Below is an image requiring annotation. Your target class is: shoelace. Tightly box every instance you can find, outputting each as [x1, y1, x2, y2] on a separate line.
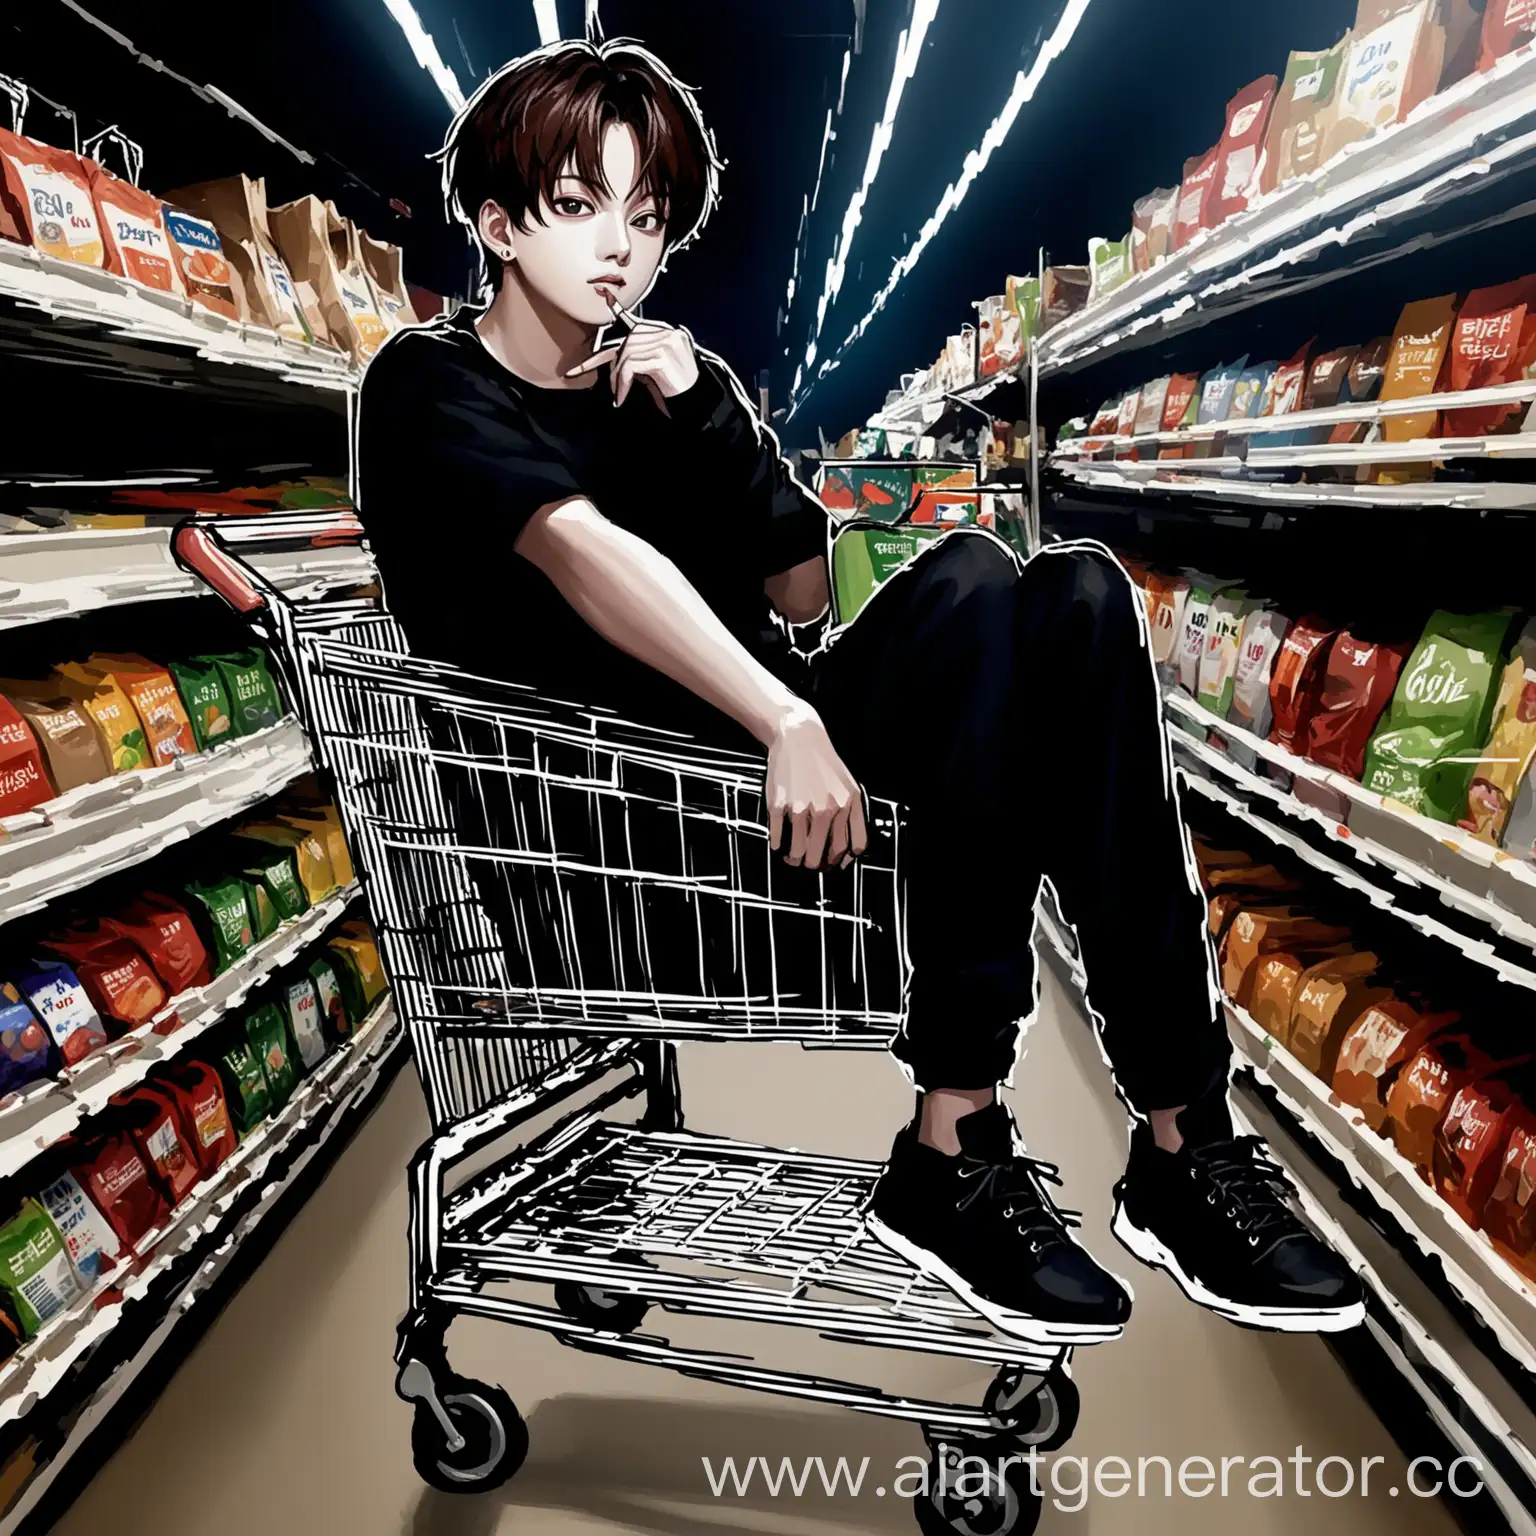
[1189, 1136, 1303, 1252]
[954, 1152, 1082, 1254]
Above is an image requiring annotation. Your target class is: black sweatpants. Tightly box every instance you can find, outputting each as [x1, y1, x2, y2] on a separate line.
[807, 529, 1230, 1113]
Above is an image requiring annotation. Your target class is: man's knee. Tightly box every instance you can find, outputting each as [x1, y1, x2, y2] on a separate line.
[920, 530, 1021, 605]
[1037, 543, 1143, 641]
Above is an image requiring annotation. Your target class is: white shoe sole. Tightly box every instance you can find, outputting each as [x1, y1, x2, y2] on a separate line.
[865, 1214, 1127, 1346]
[1111, 1203, 1366, 1334]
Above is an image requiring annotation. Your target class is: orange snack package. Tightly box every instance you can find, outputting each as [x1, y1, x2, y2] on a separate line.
[0, 129, 105, 266]
[85, 164, 182, 292]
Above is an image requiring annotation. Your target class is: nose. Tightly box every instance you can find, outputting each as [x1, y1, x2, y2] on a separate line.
[596, 211, 631, 266]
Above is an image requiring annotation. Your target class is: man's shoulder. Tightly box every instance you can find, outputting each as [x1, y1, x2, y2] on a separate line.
[360, 313, 488, 407]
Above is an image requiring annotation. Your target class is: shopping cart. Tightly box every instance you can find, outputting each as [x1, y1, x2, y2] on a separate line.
[176, 519, 1083, 1536]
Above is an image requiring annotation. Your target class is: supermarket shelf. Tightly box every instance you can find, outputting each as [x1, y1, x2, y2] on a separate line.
[0, 1013, 400, 1536]
[868, 370, 1015, 431]
[1035, 48, 1536, 376]
[1231, 1076, 1536, 1534]
[1056, 380, 1536, 453]
[0, 520, 374, 631]
[1227, 995, 1536, 1380]
[1165, 693, 1536, 956]
[0, 242, 357, 393]
[1055, 431, 1536, 475]
[0, 717, 313, 929]
[0, 884, 362, 1182]
[1170, 734, 1536, 995]
[0, 994, 400, 1435]
[1053, 458, 1536, 511]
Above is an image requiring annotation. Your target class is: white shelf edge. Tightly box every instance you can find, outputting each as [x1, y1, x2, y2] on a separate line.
[0, 884, 363, 1181]
[1056, 431, 1536, 474]
[0, 996, 400, 1430]
[0, 244, 359, 394]
[0, 718, 315, 929]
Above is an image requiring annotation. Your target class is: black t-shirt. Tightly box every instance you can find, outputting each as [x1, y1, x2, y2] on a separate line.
[356, 306, 830, 745]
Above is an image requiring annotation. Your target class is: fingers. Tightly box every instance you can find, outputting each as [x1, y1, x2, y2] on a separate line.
[566, 345, 621, 377]
[768, 793, 787, 852]
[826, 804, 851, 868]
[787, 807, 810, 868]
[611, 342, 674, 408]
[803, 806, 834, 871]
[849, 792, 869, 858]
[603, 291, 640, 328]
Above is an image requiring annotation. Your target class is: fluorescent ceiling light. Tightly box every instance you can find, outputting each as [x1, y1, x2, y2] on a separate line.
[790, 0, 1093, 416]
[382, 0, 466, 112]
[534, 0, 562, 44]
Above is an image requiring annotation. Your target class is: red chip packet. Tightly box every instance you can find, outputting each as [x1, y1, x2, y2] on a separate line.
[72, 1134, 172, 1250]
[106, 895, 212, 996]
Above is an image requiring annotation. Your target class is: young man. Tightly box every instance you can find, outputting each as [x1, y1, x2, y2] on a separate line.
[357, 39, 1362, 1342]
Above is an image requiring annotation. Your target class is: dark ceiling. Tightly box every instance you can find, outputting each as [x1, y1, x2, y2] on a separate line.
[4, 0, 1364, 448]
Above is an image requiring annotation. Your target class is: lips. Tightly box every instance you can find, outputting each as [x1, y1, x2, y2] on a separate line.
[589, 276, 625, 291]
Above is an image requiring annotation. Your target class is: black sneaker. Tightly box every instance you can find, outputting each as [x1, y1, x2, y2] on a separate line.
[1111, 1124, 1365, 1332]
[865, 1103, 1131, 1345]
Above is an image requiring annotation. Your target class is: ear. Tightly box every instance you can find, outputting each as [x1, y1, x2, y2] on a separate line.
[477, 200, 516, 266]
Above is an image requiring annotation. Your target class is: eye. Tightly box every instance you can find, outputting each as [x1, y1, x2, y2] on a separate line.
[553, 197, 591, 217]
[631, 210, 663, 233]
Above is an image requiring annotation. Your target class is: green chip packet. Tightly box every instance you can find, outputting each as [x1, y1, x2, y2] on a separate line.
[184, 876, 255, 973]
[212, 650, 284, 736]
[0, 1198, 80, 1336]
[236, 842, 308, 923]
[241, 876, 280, 943]
[218, 1036, 271, 1135]
[167, 658, 233, 751]
[244, 1003, 297, 1109]
[308, 956, 352, 1044]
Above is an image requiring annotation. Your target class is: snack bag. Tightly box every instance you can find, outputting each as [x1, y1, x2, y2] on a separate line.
[160, 174, 314, 343]
[1145, 574, 1191, 686]
[1172, 145, 1220, 252]
[51, 665, 150, 773]
[1262, 41, 1349, 194]
[42, 927, 167, 1034]
[1228, 363, 1275, 422]
[281, 807, 355, 888]
[1177, 578, 1222, 699]
[1268, 617, 1341, 758]
[1327, 337, 1394, 445]
[356, 226, 419, 332]
[1376, 295, 1460, 464]
[1209, 76, 1278, 224]
[1256, 341, 1314, 449]
[1220, 907, 1353, 1009]
[7, 696, 110, 795]
[1199, 589, 1253, 718]
[309, 955, 352, 1043]
[0, 983, 52, 1098]
[1040, 267, 1090, 331]
[85, 165, 181, 292]
[329, 925, 386, 1021]
[1483, 1104, 1536, 1267]
[1436, 1073, 1526, 1229]
[239, 843, 308, 923]
[1479, 0, 1536, 67]
[1158, 374, 1201, 459]
[213, 650, 284, 736]
[183, 876, 255, 974]
[167, 658, 234, 752]
[79, 655, 194, 766]
[0, 699, 52, 816]
[1227, 608, 1291, 767]
[161, 206, 239, 319]
[106, 894, 212, 995]
[1088, 237, 1132, 304]
[115, 1084, 200, 1206]
[1304, 632, 1413, 780]
[236, 824, 336, 904]
[245, 1003, 298, 1109]
[1334, 998, 1461, 1133]
[1287, 953, 1389, 1081]
[1006, 275, 1040, 345]
[1135, 378, 1173, 438]
[1250, 953, 1308, 1046]
[281, 975, 328, 1072]
[1329, 1, 1447, 161]
[1364, 609, 1519, 821]
[1463, 622, 1536, 844]
[217, 1037, 272, 1136]
[38, 1172, 120, 1284]
[164, 1061, 236, 1178]
[269, 196, 389, 365]
[1130, 187, 1178, 271]
[0, 1200, 79, 1335]
[0, 129, 104, 266]
[1442, 278, 1536, 436]
[17, 961, 109, 1067]
[1387, 1033, 1525, 1174]
[71, 1134, 171, 1249]
[241, 875, 281, 944]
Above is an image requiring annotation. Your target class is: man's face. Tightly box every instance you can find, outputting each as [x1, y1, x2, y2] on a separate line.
[504, 121, 667, 326]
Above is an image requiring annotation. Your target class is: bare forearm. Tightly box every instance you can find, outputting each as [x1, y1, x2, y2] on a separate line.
[522, 503, 802, 745]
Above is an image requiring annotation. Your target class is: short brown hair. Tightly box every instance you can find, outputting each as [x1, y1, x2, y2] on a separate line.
[438, 39, 722, 291]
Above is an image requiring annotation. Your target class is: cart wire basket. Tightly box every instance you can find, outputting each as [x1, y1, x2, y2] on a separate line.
[175, 519, 1079, 1536]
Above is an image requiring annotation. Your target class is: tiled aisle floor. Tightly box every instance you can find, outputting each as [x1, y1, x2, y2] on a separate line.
[53, 962, 1456, 1535]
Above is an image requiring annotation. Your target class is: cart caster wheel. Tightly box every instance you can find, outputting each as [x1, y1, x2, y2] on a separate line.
[984, 1364, 1079, 1450]
[915, 1447, 1040, 1536]
[410, 1377, 527, 1494]
[555, 1279, 650, 1332]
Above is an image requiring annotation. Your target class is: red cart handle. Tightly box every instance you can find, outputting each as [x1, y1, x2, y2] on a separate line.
[173, 523, 269, 615]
